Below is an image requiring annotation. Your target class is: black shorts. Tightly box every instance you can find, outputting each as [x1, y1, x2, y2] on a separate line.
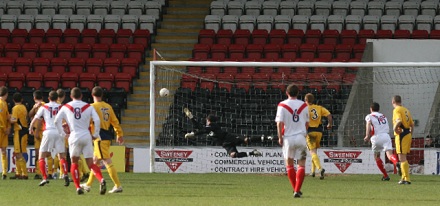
[223, 143, 238, 155]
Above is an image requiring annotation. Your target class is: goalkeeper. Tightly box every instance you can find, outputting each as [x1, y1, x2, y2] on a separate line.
[184, 108, 262, 158]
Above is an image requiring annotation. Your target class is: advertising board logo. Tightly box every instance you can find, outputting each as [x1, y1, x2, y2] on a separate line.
[155, 150, 193, 172]
[323, 151, 362, 173]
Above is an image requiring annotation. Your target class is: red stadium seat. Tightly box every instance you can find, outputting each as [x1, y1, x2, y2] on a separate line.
[287, 29, 304, 45]
[263, 44, 281, 60]
[228, 44, 245, 61]
[97, 73, 114, 91]
[127, 44, 145, 63]
[281, 44, 298, 60]
[322, 30, 340, 45]
[376, 30, 393, 39]
[393, 30, 411, 39]
[233, 29, 251, 46]
[82, 29, 98, 45]
[313, 67, 328, 74]
[0, 29, 10, 45]
[11, 29, 28, 45]
[110, 44, 127, 59]
[241, 66, 256, 74]
[57, 43, 74, 60]
[46, 29, 63, 45]
[340, 30, 358, 46]
[15, 58, 32, 75]
[26, 72, 43, 89]
[4, 43, 21, 59]
[411, 30, 429, 39]
[0, 73, 6, 86]
[331, 67, 346, 74]
[199, 81, 215, 91]
[429, 30, 440, 39]
[61, 72, 79, 88]
[205, 66, 221, 74]
[299, 43, 317, 60]
[235, 73, 252, 82]
[121, 58, 138, 78]
[114, 73, 132, 93]
[43, 72, 60, 89]
[103, 58, 121, 75]
[50, 58, 68, 76]
[252, 73, 270, 82]
[21, 43, 38, 59]
[216, 29, 233, 46]
[187, 66, 202, 74]
[192, 44, 210, 60]
[74, 43, 91, 59]
[79, 73, 96, 91]
[198, 29, 216, 46]
[317, 44, 335, 60]
[294, 67, 310, 74]
[39, 43, 56, 59]
[8, 72, 25, 90]
[92, 43, 109, 60]
[33, 58, 50, 74]
[181, 81, 197, 91]
[358, 29, 375, 44]
[99, 29, 116, 45]
[68, 58, 85, 75]
[246, 44, 263, 60]
[304, 29, 321, 46]
[269, 29, 286, 45]
[252, 29, 268, 45]
[210, 44, 228, 60]
[86, 58, 103, 75]
[133, 29, 150, 49]
[223, 67, 239, 74]
[216, 73, 234, 91]
[236, 82, 251, 92]
[63, 29, 81, 45]
[28, 29, 45, 44]
[116, 29, 133, 45]
[0, 57, 15, 74]
[353, 44, 366, 59]
[335, 44, 353, 61]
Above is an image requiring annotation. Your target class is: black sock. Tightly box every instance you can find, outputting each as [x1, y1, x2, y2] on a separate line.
[236, 152, 248, 158]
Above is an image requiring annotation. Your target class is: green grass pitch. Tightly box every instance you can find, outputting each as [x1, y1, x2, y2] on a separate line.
[0, 173, 438, 206]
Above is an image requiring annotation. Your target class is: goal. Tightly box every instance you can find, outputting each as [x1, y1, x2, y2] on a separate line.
[148, 60, 440, 173]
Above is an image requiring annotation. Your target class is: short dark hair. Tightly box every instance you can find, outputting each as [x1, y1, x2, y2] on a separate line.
[393, 95, 402, 104]
[13, 92, 22, 103]
[56, 88, 65, 99]
[49, 91, 58, 101]
[371, 102, 380, 112]
[33, 90, 43, 100]
[0, 86, 7, 96]
[71, 87, 82, 99]
[92, 86, 104, 98]
[206, 114, 217, 123]
[286, 84, 299, 97]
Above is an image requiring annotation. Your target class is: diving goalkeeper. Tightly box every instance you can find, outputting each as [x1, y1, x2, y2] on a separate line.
[184, 108, 262, 158]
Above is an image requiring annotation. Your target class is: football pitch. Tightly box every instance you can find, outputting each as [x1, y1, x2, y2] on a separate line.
[0, 173, 437, 206]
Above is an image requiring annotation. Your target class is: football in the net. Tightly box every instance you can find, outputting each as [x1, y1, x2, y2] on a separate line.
[159, 88, 170, 97]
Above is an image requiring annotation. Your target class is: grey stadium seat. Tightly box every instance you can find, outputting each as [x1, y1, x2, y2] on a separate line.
[111, 1, 127, 16]
[145, 1, 161, 21]
[59, 1, 75, 16]
[403, 1, 420, 18]
[345, 15, 362, 33]
[327, 15, 344, 33]
[368, 1, 385, 17]
[257, 15, 274, 32]
[222, 15, 239, 32]
[297, 1, 314, 16]
[245, 1, 261, 17]
[398, 15, 416, 32]
[310, 15, 327, 32]
[363, 15, 380, 33]
[292, 15, 309, 33]
[93, 1, 110, 16]
[104, 15, 121, 32]
[35, 15, 52, 32]
[41, 1, 57, 16]
[333, 1, 350, 17]
[7, 1, 22, 16]
[128, 1, 144, 16]
[52, 15, 69, 32]
[274, 15, 291, 33]
[385, 1, 402, 17]
[86, 15, 104, 32]
[420, 1, 437, 17]
[262, 1, 280, 17]
[205, 15, 222, 33]
[279, 1, 296, 17]
[24, 1, 39, 16]
[76, 1, 93, 16]
[227, 1, 244, 16]
[239, 15, 256, 32]
[210, 1, 227, 17]
[380, 15, 398, 33]
[70, 15, 87, 32]
[350, 1, 367, 17]
[0, 15, 17, 32]
[434, 15, 440, 30]
[18, 15, 34, 32]
[315, 1, 332, 17]
[416, 15, 433, 32]
[122, 15, 139, 33]
[0, 2, 5, 15]
[139, 15, 156, 34]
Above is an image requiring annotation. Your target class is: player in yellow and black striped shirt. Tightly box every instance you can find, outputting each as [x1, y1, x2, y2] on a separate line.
[81, 86, 124, 194]
[0, 86, 10, 180]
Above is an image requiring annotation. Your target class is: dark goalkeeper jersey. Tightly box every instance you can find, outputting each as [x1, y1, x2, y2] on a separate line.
[191, 119, 235, 146]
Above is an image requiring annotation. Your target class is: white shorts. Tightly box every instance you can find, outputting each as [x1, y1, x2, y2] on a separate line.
[40, 129, 65, 155]
[282, 134, 308, 160]
[68, 133, 94, 159]
[371, 133, 393, 152]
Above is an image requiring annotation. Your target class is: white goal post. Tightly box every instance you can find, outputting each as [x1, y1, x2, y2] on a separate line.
[149, 60, 440, 173]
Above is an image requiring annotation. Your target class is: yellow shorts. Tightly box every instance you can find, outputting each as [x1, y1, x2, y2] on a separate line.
[94, 139, 111, 160]
[13, 131, 28, 153]
[307, 132, 322, 150]
[0, 132, 8, 148]
[395, 133, 412, 154]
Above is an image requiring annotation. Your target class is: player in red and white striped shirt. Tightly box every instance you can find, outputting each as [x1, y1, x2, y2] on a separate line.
[364, 102, 399, 181]
[54, 87, 106, 195]
[275, 84, 309, 198]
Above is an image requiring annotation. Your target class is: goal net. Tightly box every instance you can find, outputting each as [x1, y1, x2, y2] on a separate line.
[149, 59, 440, 174]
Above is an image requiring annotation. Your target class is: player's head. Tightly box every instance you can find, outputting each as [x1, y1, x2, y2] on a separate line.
[392, 95, 402, 106]
[286, 84, 299, 98]
[304, 93, 314, 104]
[48, 91, 58, 102]
[33, 90, 43, 101]
[92, 86, 104, 98]
[56, 88, 65, 103]
[12, 92, 22, 103]
[371, 102, 380, 112]
[71, 87, 82, 100]
[0, 86, 8, 98]
[206, 114, 217, 124]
